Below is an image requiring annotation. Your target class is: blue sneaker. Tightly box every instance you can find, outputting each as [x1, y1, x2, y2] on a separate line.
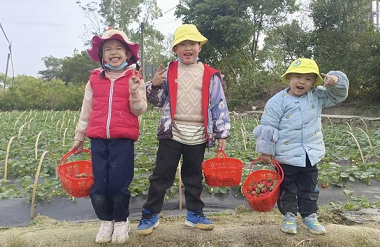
[302, 213, 326, 235]
[281, 212, 297, 234]
[136, 209, 159, 235]
[185, 209, 214, 230]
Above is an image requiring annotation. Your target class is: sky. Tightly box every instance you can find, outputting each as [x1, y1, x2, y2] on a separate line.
[0, 0, 181, 78]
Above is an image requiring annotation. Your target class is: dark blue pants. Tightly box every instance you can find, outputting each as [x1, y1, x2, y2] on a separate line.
[277, 155, 319, 218]
[90, 138, 134, 222]
[143, 139, 206, 213]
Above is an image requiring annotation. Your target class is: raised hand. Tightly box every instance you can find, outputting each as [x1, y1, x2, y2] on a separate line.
[129, 68, 142, 93]
[152, 64, 168, 86]
[321, 73, 338, 87]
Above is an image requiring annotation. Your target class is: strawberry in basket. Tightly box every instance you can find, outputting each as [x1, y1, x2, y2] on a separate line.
[245, 178, 279, 198]
[242, 157, 283, 212]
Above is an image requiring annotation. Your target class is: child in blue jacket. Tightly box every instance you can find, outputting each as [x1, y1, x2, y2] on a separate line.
[253, 58, 349, 235]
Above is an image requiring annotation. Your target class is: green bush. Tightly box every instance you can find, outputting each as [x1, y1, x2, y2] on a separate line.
[0, 76, 84, 111]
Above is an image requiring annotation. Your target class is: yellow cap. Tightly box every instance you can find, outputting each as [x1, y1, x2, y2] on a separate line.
[281, 58, 324, 86]
[171, 24, 208, 52]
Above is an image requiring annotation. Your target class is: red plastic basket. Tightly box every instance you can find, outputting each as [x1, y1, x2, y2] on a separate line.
[202, 150, 244, 187]
[242, 157, 284, 212]
[57, 149, 93, 198]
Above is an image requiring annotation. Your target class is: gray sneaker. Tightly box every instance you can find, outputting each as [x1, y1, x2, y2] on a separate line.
[281, 212, 297, 234]
[302, 213, 326, 234]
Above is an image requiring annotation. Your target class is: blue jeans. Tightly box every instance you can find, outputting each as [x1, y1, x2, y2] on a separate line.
[90, 138, 134, 222]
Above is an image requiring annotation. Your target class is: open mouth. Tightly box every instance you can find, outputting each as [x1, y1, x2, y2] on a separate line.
[296, 86, 304, 90]
[110, 57, 120, 62]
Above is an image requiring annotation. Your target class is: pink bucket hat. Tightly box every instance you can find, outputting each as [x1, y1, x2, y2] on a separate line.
[87, 28, 140, 66]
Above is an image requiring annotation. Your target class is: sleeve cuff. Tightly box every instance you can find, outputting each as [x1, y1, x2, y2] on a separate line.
[74, 132, 86, 142]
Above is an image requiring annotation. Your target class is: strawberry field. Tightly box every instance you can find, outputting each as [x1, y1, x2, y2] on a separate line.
[0, 110, 379, 205]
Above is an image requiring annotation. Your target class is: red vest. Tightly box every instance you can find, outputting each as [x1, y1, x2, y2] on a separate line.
[86, 69, 140, 141]
[167, 61, 219, 135]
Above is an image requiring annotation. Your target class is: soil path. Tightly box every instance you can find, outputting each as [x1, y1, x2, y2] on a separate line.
[1, 211, 380, 247]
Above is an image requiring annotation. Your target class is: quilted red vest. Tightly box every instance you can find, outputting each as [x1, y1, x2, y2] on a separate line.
[167, 60, 219, 134]
[86, 69, 140, 141]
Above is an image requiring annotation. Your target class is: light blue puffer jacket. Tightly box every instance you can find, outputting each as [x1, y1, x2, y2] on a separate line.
[253, 71, 349, 167]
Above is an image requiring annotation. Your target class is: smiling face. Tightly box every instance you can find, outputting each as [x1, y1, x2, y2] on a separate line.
[173, 40, 201, 64]
[287, 73, 317, 97]
[102, 39, 130, 70]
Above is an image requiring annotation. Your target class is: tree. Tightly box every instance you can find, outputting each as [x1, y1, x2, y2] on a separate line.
[261, 20, 314, 73]
[59, 50, 99, 84]
[310, 0, 380, 102]
[38, 56, 63, 81]
[174, 0, 298, 109]
[38, 50, 98, 85]
[175, 0, 297, 63]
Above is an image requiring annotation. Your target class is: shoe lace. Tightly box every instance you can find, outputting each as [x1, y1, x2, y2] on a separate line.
[141, 212, 154, 224]
[306, 214, 318, 223]
[100, 222, 113, 232]
[193, 210, 206, 218]
[284, 215, 295, 224]
[114, 222, 127, 234]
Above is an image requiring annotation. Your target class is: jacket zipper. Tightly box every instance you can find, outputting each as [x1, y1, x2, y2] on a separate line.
[106, 79, 115, 138]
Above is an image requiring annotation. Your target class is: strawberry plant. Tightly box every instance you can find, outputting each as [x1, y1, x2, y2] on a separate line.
[0, 110, 379, 204]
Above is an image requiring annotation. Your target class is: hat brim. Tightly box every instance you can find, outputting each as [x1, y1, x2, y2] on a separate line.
[171, 34, 208, 52]
[87, 34, 140, 66]
[281, 70, 324, 86]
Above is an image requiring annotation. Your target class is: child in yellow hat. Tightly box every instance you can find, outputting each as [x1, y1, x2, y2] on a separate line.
[253, 58, 349, 235]
[136, 24, 231, 235]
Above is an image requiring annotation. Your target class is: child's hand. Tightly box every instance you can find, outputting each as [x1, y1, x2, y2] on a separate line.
[152, 64, 167, 86]
[261, 154, 272, 165]
[129, 68, 142, 93]
[70, 140, 84, 153]
[218, 138, 227, 151]
[321, 73, 338, 87]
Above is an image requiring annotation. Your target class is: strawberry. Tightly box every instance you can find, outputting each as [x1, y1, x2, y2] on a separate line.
[246, 178, 280, 198]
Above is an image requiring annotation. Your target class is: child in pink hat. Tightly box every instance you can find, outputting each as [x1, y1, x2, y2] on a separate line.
[70, 28, 147, 244]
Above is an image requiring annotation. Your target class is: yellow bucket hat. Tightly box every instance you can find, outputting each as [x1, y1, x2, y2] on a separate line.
[171, 24, 208, 52]
[281, 58, 324, 86]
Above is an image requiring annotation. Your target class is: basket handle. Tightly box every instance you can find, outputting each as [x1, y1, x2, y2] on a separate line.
[59, 148, 91, 166]
[249, 157, 284, 184]
[214, 150, 228, 159]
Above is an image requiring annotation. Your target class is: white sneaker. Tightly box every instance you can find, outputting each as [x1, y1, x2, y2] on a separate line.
[112, 218, 130, 244]
[95, 220, 114, 243]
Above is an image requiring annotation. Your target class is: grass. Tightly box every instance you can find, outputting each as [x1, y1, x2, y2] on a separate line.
[0, 206, 379, 247]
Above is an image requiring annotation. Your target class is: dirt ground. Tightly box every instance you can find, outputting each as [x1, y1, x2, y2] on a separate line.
[1, 207, 380, 247]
